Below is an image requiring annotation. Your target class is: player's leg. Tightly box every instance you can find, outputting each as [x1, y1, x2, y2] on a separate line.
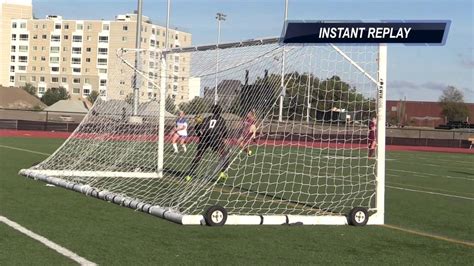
[186, 141, 208, 181]
[172, 133, 179, 153]
[214, 140, 231, 181]
[180, 136, 187, 152]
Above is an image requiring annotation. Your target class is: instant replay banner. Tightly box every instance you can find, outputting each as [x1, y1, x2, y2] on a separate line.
[282, 21, 450, 45]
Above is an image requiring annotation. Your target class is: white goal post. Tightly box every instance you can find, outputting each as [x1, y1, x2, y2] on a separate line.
[20, 37, 386, 226]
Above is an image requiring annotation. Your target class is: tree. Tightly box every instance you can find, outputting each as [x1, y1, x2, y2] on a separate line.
[178, 97, 212, 115]
[21, 83, 37, 97]
[41, 87, 70, 106]
[439, 86, 469, 122]
[166, 96, 176, 114]
[87, 90, 100, 104]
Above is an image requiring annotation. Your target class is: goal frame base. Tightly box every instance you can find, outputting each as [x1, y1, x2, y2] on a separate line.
[19, 168, 383, 226]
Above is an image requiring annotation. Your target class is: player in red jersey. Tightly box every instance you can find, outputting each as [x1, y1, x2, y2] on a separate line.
[238, 109, 257, 156]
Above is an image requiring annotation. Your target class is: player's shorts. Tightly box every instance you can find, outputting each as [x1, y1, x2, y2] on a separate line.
[368, 140, 375, 149]
[178, 134, 187, 139]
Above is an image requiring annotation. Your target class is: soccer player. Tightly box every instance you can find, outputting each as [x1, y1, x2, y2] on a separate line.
[368, 117, 377, 158]
[185, 104, 230, 182]
[238, 109, 257, 156]
[172, 111, 188, 153]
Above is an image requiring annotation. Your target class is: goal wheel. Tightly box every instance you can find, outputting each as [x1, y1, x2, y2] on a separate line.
[204, 205, 227, 226]
[348, 207, 369, 226]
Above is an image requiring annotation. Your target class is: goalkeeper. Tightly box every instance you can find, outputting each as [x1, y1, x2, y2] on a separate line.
[185, 104, 230, 182]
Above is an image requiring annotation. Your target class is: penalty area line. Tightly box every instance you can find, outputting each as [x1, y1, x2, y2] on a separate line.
[0, 144, 51, 156]
[387, 185, 474, 201]
[382, 224, 474, 248]
[0, 215, 96, 265]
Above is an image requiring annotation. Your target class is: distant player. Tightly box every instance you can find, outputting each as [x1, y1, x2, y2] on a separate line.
[238, 109, 257, 156]
[172, 111, 188, 153]
[368, 117, 377, 158]
[185, 104, 230, 182]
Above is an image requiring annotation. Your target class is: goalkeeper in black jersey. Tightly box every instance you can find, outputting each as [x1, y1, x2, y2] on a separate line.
[185, 104, 231, 182]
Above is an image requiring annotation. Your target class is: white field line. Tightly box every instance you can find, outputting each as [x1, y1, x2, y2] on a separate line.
[0, 144, 51, 156]
[388, 169, 473, 181]
[389, 154, 474, 166]
[387, 185, 474, 201]
[387, 157, 474, 171]
[386, 178, 474, 197]
[0, 215, 96, 266]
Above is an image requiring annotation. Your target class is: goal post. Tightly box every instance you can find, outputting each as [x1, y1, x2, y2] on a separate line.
[20, 37, 386, 226]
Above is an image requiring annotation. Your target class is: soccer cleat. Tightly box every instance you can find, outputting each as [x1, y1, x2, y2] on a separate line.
[185, 175, 193, 182]
[218, 172, 228, 182]
[247, 149, 253, 156]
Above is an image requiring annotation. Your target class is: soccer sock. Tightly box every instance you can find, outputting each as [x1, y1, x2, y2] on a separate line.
[173, 143, 178, 153]
[182, 144, 187, 152]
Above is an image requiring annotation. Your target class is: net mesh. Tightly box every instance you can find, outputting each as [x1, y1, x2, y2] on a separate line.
[26, 40, 380, 217]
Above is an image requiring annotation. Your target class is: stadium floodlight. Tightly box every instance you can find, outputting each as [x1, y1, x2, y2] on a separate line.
[214, 12, 227, 105]
[20, 37, 386, 227]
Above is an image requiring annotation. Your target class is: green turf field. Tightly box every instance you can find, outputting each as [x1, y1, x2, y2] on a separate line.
[0, 136, 473, 265]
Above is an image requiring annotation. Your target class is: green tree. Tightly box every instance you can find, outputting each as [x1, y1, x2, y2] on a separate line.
[40, 87, 70, 106]
[166, 96, 176, 114]
[178, 97, 212, 115]
[87, 90, 100, 104]
[439, 86, 469, 122]
[21, 83, 37, 97]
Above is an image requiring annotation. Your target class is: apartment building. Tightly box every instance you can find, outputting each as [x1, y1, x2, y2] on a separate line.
[5, 7, 192, 104]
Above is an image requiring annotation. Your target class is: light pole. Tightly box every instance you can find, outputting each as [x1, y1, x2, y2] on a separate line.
[215, 12, 226, 105]
[279, 0, 288, 122]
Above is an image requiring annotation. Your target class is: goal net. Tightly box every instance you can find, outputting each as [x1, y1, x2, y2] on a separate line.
[20, 38, 386, 225]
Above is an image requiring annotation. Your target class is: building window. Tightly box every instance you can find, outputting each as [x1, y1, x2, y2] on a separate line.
[10, 56, 15, 62]
[33, 34, 38, 39]
[72, 58, 81, 64]
[98, 36, 108, 43]
[50, 47, 60, 53]
[102, 24, 109, 30]
[86, 24, 92, 30]
[18, 65, 26, 71]
[51, 35, 60, 42]
[49, 56, 59, 64]
[64, 24, 69, 29]
[83, 88, 90, 95]
[62, 77, 67, 83]
[41, 56, 46, 61]
[55, 24, 61, 29]
[98, 48, 108, 55]
[12, 22, 17, 28]
[86, 47, 91, 52]
[100, 90, 106, 96]
[86, 35, 91, 41]
[42, 24, 46, 29]
[10, 66, 15, 72]
[72, 35, 82, 42]
[85, 68, 89, 73]
[122, 36, 127, 41]
[11, 34, 16, 41]
[100, 79, 107, 86]
[77, 24, 83, 30]
[84, 78, 90, 84]
[174, 66, 179, 72]
[73, 68, 81, 73]
[63, 47, 68, 52]
[73, 78, 80, 83]
[72, 47, 82, 54]
[42, 34, 47, 39]
[73, 88, 80, 94]
[31, 76, 36, 82]
[20, 23, 26, 28]
[52, 77, 59, 82]
[98, 69, 107, 74]
[32, 66, 36, 71]
[123, 25, 128, 31]
[38, 87, 45, 94]
[11, 46, 16, 52]
[173, 85, 178, 92]
[40, 76, 45, 82]
[19, 56, 27, 63]
[86, 58, 91, 62]
[51, 67, 59, 72]
[19, 45, 28, 52]
[10, 76, 14, 82]
[33, 46, 37, 51]
[19, 34, 28, 41]
[64, 35, 69, 40]
[97, 58, 107, 65]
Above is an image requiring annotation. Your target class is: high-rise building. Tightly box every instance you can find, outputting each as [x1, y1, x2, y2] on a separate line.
[3, 7, 192, 105]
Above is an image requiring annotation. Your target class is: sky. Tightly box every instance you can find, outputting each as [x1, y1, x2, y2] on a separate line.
[32, 0, 473, 102]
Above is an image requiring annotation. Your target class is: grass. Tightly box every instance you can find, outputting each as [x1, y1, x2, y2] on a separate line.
[0, 136, 473, 265]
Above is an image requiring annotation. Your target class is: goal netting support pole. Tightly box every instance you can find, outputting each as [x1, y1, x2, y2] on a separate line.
[19, 37, 386, 226]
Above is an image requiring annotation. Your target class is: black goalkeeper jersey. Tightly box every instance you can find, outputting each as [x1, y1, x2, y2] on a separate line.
[196, 114, 228, 141]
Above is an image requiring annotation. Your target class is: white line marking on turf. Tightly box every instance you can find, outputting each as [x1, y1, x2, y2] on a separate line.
[387, 185, 474, 201]
[388, 169, 473, 181]
[0, 215, 96, 265]
[0, 144, 50, 156]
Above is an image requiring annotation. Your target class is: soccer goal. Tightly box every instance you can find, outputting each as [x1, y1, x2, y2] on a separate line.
[20, 37, 386, 226]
